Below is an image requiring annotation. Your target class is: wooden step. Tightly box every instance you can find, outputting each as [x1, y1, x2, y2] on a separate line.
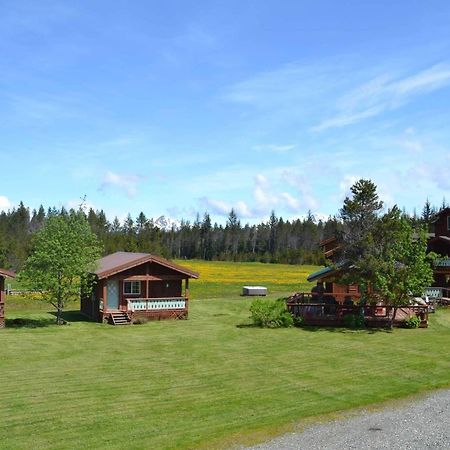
[109, 311, 131, 325]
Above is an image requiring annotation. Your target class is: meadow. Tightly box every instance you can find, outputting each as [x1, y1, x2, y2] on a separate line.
[1, 260, 450, 449]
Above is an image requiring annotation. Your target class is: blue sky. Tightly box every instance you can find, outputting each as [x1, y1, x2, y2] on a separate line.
[1, 0, 449, 224]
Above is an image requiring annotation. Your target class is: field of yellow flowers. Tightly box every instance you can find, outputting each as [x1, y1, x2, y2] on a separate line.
[176, 260, 320, 299]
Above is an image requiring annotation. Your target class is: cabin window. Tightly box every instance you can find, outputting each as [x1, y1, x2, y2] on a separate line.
[124, 281, 141, 295]
[447, 216, 450, 231]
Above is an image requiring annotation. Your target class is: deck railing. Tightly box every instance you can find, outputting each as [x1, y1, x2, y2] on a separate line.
[286, 293, 429, 327]
[127, 297, 187, 312]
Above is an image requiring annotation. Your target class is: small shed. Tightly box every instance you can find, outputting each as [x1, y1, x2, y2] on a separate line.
[242, 286, 267, 296]
[0, 268, 16, 329]
[80, 252, 199, 324]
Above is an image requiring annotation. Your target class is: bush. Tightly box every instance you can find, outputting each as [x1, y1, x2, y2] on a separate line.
[343, 313, 365, 329]
[404, 314, 421, 329]
[132, 316, 149, 325]
[249, 298, 293, 328]
[293, 315, 303, 327]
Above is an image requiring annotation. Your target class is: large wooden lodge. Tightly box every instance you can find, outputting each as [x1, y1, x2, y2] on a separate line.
[427, 207, 450, 299]
[81, 252, 199, 325]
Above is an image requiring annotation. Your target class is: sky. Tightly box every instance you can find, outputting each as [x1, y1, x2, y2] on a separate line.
[1, 0, 450, 224]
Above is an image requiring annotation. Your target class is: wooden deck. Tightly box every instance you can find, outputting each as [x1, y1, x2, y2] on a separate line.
[287, 293, 429, 328]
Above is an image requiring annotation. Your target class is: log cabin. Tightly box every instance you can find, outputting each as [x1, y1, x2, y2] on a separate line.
[80, 252, 199, 325]
[0, 268, 16, 328]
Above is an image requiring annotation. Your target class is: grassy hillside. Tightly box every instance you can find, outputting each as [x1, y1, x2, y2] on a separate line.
[1, 261, 450, 449]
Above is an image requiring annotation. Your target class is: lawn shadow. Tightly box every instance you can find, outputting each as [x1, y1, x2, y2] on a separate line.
[49, 310, 87, 323]
[299, 325, 393, 334]
[236, 323, 260, 329]
[5, 317, 56, 328]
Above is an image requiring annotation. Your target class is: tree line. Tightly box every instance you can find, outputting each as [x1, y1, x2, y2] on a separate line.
[0, 197, 446, 271]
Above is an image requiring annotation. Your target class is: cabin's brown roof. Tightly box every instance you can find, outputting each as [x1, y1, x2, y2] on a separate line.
[430, 207, 450, 223]
[428, 235, 450, 245]
[0, 268, 16, 278]
[94, 252, 199, 280]
[319, 236, 338, 247]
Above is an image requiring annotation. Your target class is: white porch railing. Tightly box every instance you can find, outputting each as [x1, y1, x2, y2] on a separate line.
[127, 297, 187, 312]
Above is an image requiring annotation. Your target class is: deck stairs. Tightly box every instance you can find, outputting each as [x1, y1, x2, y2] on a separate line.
[109, 311, 131, 325]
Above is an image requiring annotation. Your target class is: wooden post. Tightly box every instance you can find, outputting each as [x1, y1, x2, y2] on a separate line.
[103, 281, 108, 311]
[185, 278, 190, 300]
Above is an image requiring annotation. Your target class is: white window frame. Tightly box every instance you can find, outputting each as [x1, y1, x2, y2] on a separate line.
[124, 280, 141, 295]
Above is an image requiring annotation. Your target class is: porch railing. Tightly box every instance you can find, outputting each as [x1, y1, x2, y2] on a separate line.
[127, 297, 187, 312]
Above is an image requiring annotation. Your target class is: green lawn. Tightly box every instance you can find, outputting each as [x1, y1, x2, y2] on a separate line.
[1, 261, 450, 449]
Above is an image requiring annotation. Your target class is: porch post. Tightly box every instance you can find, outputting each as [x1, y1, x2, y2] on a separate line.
[103, 280, 108, 311]
[185, 278, 190, 300]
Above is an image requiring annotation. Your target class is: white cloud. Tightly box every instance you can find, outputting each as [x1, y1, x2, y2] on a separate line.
[280, 192, 301, 210]
[0, 195, 11, 211]
[100, 171, 143, 197]
[339, 175, 360, 200]
[199, 197, 231, 215]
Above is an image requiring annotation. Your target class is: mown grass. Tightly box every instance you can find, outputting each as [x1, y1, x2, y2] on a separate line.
[1, 261, 450, 449]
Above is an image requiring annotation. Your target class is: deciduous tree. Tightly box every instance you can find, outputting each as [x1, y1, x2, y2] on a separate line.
[20, 211, 102, 324]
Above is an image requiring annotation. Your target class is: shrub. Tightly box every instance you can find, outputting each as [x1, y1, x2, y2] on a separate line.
[293, 315, 303, 327]
[404, 314, 421, 329]
[132, 316, 149, 325]
[249, 298, 293, 328]
[343, 313, 365, 329]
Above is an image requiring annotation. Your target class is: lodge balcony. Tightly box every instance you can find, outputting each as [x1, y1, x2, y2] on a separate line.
[434, 258, 450, 268]
[424, 287, 450, 305]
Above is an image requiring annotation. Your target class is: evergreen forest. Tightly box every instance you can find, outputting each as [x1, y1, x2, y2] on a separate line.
[0, 198, 444, 271]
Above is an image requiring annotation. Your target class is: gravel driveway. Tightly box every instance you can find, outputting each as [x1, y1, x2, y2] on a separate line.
[244, 388, 450, 449]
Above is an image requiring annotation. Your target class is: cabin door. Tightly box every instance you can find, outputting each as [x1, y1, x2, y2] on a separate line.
[107, 279, 120, 310]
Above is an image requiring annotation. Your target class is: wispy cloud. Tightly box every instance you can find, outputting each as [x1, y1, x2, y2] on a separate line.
[99, 171, 144, 197]
[222, 62, 335, 108]
[313, 64, 450, 131]
[252, 144, 296, 153]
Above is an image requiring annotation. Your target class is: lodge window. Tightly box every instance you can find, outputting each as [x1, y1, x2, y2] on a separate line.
[124, 281, 141, 295]
[447, 216, 450, 231]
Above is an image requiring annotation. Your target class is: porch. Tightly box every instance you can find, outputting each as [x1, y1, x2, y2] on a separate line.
[126, 297, 188, 320]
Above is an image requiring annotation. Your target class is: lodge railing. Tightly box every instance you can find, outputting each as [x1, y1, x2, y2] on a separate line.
[126, 297, 187, 312]
[434, 258, 450, 268]
[424, 287, 450, 300]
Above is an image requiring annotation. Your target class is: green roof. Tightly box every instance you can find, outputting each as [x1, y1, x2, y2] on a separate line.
[307, 266, 337, 282]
